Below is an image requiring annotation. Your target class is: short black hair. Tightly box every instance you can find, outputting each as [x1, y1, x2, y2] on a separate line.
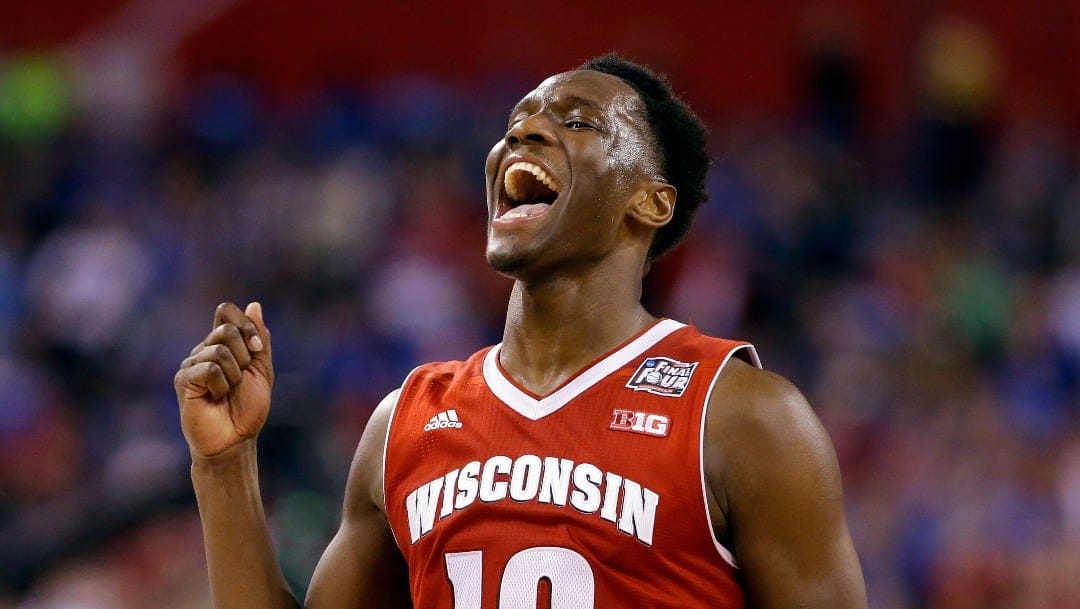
[579, 54, 709, 261]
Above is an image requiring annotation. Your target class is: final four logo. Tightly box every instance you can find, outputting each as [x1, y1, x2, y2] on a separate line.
[625, 357, 699, 397]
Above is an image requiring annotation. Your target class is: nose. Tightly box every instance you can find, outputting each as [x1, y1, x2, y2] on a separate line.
[505, 114, 555, 147]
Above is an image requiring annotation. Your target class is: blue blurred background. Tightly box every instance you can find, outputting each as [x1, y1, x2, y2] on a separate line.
[1, 1, 1078, 607]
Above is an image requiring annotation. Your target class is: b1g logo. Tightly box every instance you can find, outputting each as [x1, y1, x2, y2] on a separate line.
[625, 357, 699, 397]
[609, 409, 671, 437]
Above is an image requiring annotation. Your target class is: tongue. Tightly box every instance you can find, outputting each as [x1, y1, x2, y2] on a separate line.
[501, 203, 550, 220]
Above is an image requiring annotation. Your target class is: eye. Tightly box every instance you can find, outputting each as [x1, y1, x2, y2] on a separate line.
[565, 119, 595, 131]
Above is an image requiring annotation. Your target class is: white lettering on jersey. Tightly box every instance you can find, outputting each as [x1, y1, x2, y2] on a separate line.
[479, 455, 512, 502]
[599, 472, 623, 523]
[455, 460, 481, 509]
[405, 454, 660, 546]
[405, 478, 442, 542]
[440, 469, 459, 519]
[508, 454, 542, 501]
[617, 478, 660, 545]
[569, 463, 603, 513]
[537, 457, 573, 506]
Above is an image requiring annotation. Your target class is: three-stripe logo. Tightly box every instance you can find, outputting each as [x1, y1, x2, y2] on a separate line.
[423, 409, 463, 431]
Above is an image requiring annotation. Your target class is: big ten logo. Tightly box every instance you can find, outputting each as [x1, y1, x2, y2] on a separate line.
[609, 409, 670, 438]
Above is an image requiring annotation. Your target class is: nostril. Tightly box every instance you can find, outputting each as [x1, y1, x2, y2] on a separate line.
[525, 133, 545, 143]
[506, 134, 520, 145]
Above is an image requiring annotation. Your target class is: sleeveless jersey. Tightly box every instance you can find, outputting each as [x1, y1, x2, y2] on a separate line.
[383, 319, 760, 608]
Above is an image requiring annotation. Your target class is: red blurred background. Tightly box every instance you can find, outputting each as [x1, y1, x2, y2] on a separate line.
[6, 0, 1079, 128]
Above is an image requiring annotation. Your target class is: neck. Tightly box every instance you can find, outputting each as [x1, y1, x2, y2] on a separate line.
[498, 256, 656, 396]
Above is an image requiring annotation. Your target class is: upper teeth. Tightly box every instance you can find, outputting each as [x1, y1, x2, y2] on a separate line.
[503, 161, 559, 201]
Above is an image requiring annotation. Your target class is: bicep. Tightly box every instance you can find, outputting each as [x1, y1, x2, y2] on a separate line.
[306, 507, 411, 609]
[306, 390, 412, 609]
[711, 368, 866, 609]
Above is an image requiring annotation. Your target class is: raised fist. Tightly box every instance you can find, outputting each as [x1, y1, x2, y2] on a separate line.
[175, 302, 274, 460]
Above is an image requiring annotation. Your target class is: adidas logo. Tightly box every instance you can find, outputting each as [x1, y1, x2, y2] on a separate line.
[423, 409, 463, 431]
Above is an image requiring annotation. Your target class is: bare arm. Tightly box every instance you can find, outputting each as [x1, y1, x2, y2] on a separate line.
[705, 359, 866, 609]
[306, 389, 412, 608]
[176, 302, 410, 609]
[191, 440, 300, 609]
[177, 302, 297, 609]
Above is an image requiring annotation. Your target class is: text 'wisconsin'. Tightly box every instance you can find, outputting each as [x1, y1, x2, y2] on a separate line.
[405, 454, 660, 545]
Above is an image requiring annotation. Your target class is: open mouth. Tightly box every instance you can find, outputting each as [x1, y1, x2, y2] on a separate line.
[497, 161, 561, 220]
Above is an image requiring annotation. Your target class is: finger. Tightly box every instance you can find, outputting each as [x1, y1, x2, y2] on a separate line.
[188, 343, 243, 387]
[244, 302, 271, 362]
[175, 361, 230, 402]
[214, 302, 263, 353]
[203, 322, 252, 370]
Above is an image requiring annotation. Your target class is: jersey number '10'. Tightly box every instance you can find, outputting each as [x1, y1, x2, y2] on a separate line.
[445, 547, 595, 608]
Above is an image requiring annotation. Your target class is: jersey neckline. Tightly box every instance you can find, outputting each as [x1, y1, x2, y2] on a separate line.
[483, 318, 687, 421]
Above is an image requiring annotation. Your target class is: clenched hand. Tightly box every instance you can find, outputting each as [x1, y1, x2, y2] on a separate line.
[175, 302, 274, 460]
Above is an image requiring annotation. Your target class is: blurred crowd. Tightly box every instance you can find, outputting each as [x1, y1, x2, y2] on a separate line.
[1, 16, 1078, 609]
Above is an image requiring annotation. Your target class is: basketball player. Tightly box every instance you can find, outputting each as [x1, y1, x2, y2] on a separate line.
[175, 55, 866, 608]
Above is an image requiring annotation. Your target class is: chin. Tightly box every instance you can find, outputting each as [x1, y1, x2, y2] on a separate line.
[486, 247, 529, 277]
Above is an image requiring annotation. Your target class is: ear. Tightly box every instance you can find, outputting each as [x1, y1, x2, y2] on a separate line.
[627, 182, 676, 229]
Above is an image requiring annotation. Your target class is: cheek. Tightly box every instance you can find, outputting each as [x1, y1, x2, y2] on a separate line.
[591, 123, 654, 201]
[607, 125, 653, 175]
[603, 148, 646, 202]
[485, 141, 505, 184]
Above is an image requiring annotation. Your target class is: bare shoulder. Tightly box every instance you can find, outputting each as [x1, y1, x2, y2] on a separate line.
[704, 358, 866, 609]
[706, 358, 836, 476]
[343, 388, 401, 517]
[709, 358, 814, 422]
[704, 358, 842, 514]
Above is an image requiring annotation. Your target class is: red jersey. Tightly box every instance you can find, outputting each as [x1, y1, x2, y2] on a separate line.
[383, 319, 760, 608]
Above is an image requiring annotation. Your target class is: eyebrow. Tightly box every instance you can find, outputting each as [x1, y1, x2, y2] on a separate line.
[509, 93, 606, 119]
[560, 95, 605, 112]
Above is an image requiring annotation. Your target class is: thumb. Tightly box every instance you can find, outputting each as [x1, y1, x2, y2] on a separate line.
[244, 301, 273, 367]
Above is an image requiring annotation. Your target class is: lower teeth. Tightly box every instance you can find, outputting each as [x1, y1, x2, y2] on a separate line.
[502, 203, 549, 219]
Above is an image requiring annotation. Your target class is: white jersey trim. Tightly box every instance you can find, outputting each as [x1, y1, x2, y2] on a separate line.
[483, 319, 687, 421]
[699, 343, 761, 569]
[382, 366, 420, 549]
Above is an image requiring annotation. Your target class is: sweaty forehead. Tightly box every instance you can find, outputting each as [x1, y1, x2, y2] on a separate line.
[512, 70, 645, 118]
